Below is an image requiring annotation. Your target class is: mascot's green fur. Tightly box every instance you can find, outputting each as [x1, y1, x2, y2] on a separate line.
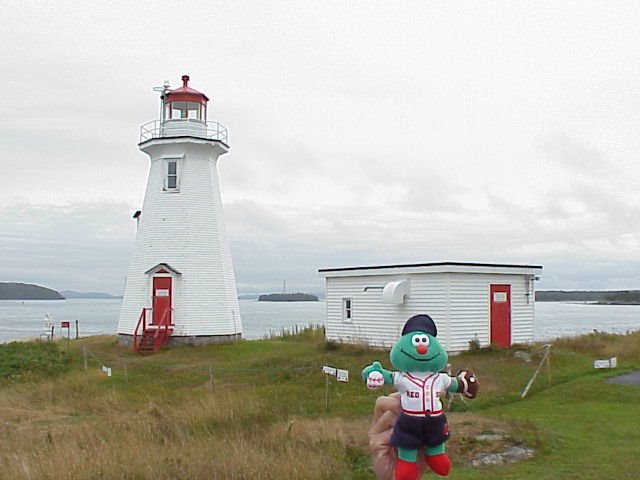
[362, 314, 479, 479]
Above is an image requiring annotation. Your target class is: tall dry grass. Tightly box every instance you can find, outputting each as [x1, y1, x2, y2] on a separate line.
[0, 371, 365, 479]
[552, 330, 640, 362]
[4, 329, 638, 479]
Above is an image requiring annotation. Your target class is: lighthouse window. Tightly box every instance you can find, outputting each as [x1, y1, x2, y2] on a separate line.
[166, 161, 178, 190]
[168, 101, 202, 120]
[187, 102, 202, 120]
[170, 102, 187, 119]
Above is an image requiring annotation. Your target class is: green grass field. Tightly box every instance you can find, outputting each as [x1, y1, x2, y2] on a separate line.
[0, 328, 639, 479]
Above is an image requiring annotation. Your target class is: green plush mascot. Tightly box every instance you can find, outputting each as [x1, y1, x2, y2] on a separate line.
[362, 314, 478, 479]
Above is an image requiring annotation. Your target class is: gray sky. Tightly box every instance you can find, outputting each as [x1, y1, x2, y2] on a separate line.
[1, 1, 639, 295]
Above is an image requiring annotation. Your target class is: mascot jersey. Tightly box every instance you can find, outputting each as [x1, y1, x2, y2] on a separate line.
[393, 371, 453, 415]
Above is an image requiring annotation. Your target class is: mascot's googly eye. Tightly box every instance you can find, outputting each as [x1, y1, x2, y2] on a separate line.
[411, 334, 430, 347]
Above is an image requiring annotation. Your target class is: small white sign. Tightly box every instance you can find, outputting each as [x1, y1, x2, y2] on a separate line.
[102, 365, 112, 377]
[493, 292, 508, 302]
[336, 369, 349, 382]
[594, 357, 617, 369]
[322, 366, 337, 376]
[156, 289, 170, 297]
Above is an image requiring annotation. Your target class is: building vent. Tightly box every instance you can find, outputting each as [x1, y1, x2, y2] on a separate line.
[382, 280, 410, 304]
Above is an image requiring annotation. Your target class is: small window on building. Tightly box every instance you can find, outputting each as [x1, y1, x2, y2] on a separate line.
[342, 298, 353, 322]
[166, 161, 178, 190]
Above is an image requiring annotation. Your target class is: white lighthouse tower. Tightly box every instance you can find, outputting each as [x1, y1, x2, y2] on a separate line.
[117, 75, 242, 351]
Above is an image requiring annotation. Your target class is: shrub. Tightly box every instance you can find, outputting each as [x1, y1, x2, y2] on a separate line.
[0, 341, 70, 380]
[468, 336, 481, 351]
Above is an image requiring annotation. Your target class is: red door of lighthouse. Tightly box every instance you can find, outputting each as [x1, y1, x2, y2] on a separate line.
[490, 284, 511, 348]
[152, 277, 172, 325]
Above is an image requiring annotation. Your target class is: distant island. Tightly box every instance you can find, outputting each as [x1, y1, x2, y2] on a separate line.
[536, 290, 640, 305]
[61, 290, 121, 299]
[258, 292, 318, 302]
[0, 283, 122, 300]
[0, 282, 64, 300]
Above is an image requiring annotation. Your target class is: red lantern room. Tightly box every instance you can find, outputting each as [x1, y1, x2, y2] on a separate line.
[163, 75, 209, 123]
[140, 75, 228, 145]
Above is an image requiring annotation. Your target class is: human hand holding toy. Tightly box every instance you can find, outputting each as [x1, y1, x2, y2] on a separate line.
[369, 393, 427, 480]
[362, 314, 479, 479]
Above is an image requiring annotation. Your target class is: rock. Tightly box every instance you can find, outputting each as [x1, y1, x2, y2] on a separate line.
[476, 433, 506, 442]
[514, 350, 532, 362]
[502, 446, 534, 462]
[469, 445, 534, 467]
[470, 453, 504, 467]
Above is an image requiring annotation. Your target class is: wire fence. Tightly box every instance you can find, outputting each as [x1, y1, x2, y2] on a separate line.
[80, 344, 326, 386]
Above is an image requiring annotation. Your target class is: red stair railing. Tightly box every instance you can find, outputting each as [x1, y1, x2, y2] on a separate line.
[133, 307, 174, 353]
[133, 308, 151, 352]
[152, 308, 174, 351]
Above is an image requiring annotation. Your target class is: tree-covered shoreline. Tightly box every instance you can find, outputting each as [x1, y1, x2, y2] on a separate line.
[0, 282, 64, 300]
[536, 290, 640, 304]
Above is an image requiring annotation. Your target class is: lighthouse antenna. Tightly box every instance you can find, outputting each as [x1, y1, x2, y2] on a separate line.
[152, 81, 171, 124]
[152, 80, 171, 94]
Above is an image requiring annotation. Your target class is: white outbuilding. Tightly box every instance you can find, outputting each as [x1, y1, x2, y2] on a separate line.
[117, 76, 242, 351]
[318, 262, 542, 352]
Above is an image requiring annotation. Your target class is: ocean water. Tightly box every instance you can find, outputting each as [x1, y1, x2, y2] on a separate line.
[0, 299, 638, 344]
[0, 298, 325, 343]
[535, 301, 640, 340]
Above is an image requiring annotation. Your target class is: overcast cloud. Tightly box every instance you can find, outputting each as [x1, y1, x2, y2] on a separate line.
[1, 1, 639, 295]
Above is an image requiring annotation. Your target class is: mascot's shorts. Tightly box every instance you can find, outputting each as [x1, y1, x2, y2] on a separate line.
[391, 412, 450, 450]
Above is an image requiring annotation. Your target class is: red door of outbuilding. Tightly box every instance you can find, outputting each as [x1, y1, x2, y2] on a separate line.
[490, 284, 511, 348]
[152, 277, 172, 325]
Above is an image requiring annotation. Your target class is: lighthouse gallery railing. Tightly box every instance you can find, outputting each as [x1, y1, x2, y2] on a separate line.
[139, 119, 228, 145]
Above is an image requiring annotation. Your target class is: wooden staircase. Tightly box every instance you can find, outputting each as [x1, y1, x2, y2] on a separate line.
[133, 308, 173, 354]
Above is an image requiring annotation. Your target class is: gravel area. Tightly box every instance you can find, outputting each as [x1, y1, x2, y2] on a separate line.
[608, 371, 640, 386]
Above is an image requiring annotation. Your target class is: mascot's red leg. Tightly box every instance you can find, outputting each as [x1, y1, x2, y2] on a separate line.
[425, 453, 451, 477]
[395, 459, 419, 480]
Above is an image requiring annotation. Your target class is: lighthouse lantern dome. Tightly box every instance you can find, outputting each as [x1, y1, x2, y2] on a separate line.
[163, 75, 209, 122]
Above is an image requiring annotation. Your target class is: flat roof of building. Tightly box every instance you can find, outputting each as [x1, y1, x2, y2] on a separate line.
[318, 261, 543, 276]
